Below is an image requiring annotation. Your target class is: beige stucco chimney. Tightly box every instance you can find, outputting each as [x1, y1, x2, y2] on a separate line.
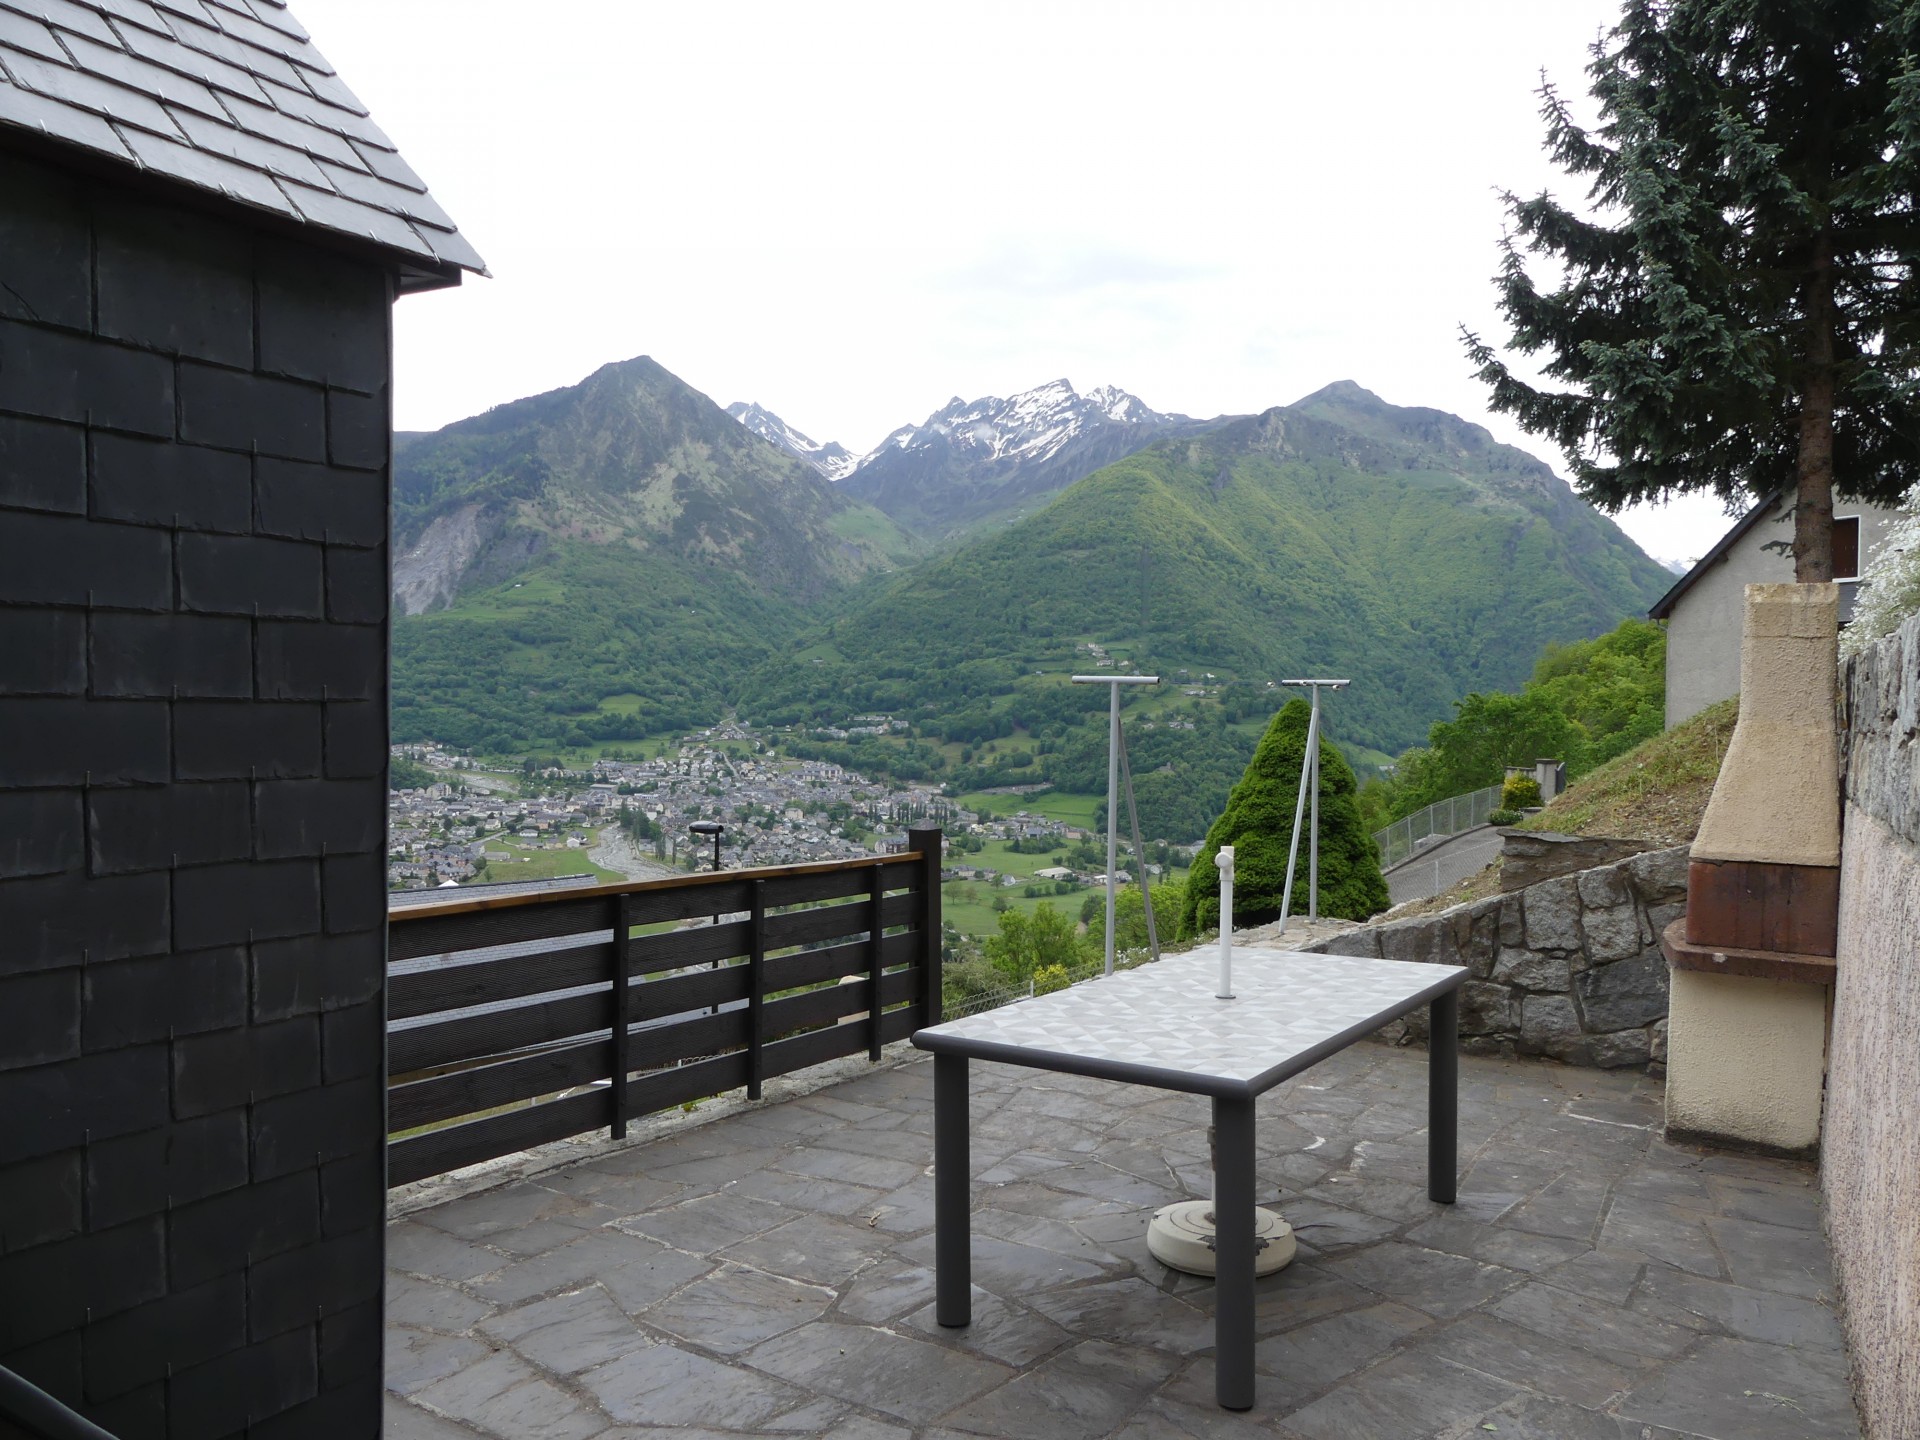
[1661, 583, 1841, 1156]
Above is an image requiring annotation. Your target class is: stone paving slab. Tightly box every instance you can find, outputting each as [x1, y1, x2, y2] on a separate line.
[386, 1044, 1860, 1439]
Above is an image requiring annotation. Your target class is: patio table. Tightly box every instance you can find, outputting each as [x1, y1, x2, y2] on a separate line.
[911, 947, 1466, 1410]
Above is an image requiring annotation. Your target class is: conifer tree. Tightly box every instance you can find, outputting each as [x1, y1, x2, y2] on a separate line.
[1464, 0, 1920, 580]
[1181, 700, 1389, 934]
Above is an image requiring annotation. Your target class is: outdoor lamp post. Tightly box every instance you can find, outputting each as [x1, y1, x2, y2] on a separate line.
[1070, 673, 1160, 975]
[688, 820, 725, 872]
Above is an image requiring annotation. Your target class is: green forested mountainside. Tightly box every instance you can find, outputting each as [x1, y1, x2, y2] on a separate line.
[742, 385, 1673, 761]
[1360, 617, 1669, 830]
[388, 357, 918, 746]
[393, 543, 806, 750]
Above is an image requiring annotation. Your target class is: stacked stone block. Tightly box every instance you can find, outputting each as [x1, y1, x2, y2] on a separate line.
[0, 150, 390, 1438]
[1307, 847, 1689, 1068]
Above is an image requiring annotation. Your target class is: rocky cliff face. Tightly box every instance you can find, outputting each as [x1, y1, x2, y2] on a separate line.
[393, 503, 497, 616]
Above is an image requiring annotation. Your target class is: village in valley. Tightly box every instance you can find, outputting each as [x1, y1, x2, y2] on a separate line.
[386, 720, 1183, 921]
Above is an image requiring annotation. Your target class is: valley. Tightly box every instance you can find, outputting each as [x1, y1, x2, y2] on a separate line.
[388, 356, 1674, 851]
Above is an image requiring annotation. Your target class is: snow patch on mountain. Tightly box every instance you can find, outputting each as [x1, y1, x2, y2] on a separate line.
[864, 379, 1184, 471]
[726, 401, 860, 481]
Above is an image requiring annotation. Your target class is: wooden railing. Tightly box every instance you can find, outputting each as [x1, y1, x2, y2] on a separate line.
[385, 828, 942, 1186]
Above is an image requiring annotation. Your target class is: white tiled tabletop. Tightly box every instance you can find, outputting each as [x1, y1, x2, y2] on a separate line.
[916, 947, 1464, 1093]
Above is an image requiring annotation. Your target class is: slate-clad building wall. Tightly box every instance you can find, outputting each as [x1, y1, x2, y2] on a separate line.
[0, 146, 392, 1438]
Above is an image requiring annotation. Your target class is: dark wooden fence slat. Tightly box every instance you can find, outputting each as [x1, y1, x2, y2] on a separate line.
[867, 864, 886, 1064]
[630, 962, 750, 1022]
[622, 879, 754, 927]
[625, 1007, 751, 1071]
[762, 890, 917, 951]
[758, 967, 918, 1039]
[389, 1039, 610, 1132]
[389, 988, 610, 1076]
[910, 827, 943, 1027]
[748, 879, 766, 1101]
[389, 939, 614, 1021]
[629, 918, 751, 975]
[761, 1004, 919, 1083]
[389, 895, 614, 963]
[611, 894, 631, 1141]
[760, 858, 917, 909]
[763, 930, 917, 994]
[388, 1088, 610, 1187]
[625, 1051, 750, 1118]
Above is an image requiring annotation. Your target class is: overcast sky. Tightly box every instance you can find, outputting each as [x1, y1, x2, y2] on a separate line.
[298, 0, 1742, 569]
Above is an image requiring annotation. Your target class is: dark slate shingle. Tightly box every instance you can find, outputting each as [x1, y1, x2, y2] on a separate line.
[0, 0, 483, 279]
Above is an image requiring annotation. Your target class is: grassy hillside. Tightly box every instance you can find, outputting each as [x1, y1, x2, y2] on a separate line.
[1522, 696, 1738, 845]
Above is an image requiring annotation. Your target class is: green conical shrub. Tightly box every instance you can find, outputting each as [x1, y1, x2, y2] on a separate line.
[1181, 699, 1389, 933]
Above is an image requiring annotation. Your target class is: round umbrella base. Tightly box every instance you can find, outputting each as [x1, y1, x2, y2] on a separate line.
[1146, 1199, 1296, 1277]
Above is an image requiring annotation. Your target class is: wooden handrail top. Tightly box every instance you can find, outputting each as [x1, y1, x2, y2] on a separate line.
[388, 841, 938, 925]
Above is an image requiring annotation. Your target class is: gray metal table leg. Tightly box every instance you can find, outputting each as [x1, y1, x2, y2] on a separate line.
[934, 1052, 971, 1327]
[1429, 986, 1458, 1204]
[1212, 1093, 1255, 1410]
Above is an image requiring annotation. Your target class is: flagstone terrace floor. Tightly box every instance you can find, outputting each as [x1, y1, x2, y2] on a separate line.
[383, 1044, 1858, 1440]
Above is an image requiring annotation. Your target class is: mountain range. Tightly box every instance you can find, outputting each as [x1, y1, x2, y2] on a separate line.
[732, 379, 1219, 539]
[389, 357, 1674, 811]
[740, 381, 1675, 832]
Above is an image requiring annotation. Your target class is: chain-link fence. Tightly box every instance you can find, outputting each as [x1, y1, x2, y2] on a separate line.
[1372, 785, 1504, 869]
[1382, 829, 1506, 906]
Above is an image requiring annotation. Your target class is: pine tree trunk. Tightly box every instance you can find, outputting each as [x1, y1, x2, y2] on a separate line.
[1794, 232, 1837, 583]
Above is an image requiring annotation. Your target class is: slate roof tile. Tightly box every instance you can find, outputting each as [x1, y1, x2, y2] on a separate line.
[217, 88, 361, 168]
[237, 0, 305, 44]
[62, 29, 227, 117]
[2, 43, 184, 136]
[254, 71, 384, 146]
[1, 0, 117, 47]
[315, 157, 452, 230]
[0, 67, 131, 155]
[121, 121, 296, 214]
[92, 0, 171, 37]
[0, 0, 481, 278]
[0, 7, 65, 60]
[171, 100, 328, 185]
[280, 178, 425, 252]
[412, 220, 484, 275]
[291, 60, 359, 113]
[189, 3, 314, 73]
[347, 136, 423, 193]
[113, 16, 272, 101]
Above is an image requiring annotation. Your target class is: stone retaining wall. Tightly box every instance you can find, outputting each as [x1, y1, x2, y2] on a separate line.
[1826, 611, 1920, 1440]
[1304, 846, 1689, 1068]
